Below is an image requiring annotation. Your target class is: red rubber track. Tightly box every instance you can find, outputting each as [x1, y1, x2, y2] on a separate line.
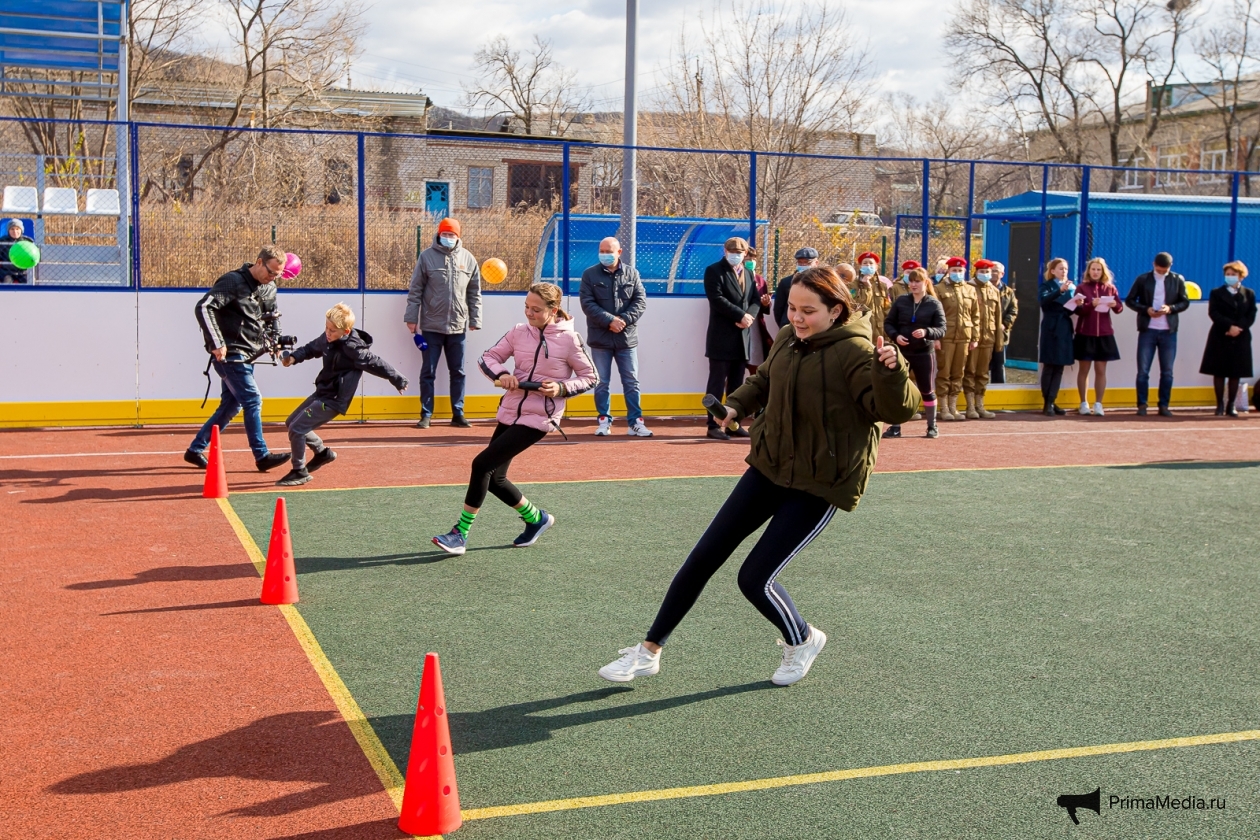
[2, 410, 1257, 838]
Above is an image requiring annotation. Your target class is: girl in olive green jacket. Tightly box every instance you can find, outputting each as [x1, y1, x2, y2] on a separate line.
[599, 267, 919, 688]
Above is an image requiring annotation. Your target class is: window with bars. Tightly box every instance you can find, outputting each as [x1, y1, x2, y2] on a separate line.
[508, 163, 578, 209]
[468, 167, 493, 208]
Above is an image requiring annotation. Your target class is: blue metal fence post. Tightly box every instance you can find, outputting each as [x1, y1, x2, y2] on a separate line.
[1038, 165, 1048, 275]
[963, 161, 976, 265]
[1228, 171, 1241, 262]
[1077, 166, 1091, 274]
[920, 159, 930, 265]
[356, 133, 366, 293]
[130, 121, 140, 288]
[562, 143, 571, 296]
[749, 152, 758, 247]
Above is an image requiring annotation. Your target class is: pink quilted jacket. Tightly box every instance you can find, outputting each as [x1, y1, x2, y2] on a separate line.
[478, 318, 598, 432]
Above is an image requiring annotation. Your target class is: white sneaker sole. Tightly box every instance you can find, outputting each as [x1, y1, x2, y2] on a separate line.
[432, 537, 466, 556]
[598, 660, 660, 683]
[595, 429, 611, 436]
[627, 430, 653, 437]
[772, 627, 827, 686]
[513, 513, 555, 548]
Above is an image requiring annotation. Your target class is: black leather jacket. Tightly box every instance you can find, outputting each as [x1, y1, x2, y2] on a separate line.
[195, 264, 277, 359]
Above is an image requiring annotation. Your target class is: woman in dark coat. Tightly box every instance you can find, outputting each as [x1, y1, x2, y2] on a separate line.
[1200, 261, 1256, 416]
[1038, 257, 1078, 416]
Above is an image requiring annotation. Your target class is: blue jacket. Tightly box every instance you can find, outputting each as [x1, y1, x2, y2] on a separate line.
[1038, 279, 1076, 366]
[579, 261, 647, 350]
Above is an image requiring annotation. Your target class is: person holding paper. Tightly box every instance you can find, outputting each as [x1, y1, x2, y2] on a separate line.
[1072, 257, 1124, 416]
[1124, 252, 1190, 416]
[1038, 258, 1077, 416]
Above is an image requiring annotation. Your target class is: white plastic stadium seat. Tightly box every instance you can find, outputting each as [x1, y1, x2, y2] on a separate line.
[42, 187, 79, 215]
[2, 186, 38, 214]
[85, 188, 121, 216]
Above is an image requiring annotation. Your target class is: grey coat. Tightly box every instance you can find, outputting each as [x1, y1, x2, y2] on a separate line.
[579, 261, 648, 349]
[403, 235, 483, 334]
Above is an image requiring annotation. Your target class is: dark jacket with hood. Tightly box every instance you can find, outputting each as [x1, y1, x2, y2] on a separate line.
[725, 314, 920, 512]
[289, 329, 407, 415]
[195, 264, 277, 360]
[884, 293, 947, 355]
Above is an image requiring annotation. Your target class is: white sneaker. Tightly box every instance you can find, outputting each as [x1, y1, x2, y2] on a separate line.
[1079, 401, 1092, 415]
[595, 416, 612, 436]
[771, 625, 827, 686]
[598, 643, 660, 682]
[1093, 401, 1105, 416]
[627, 418, 654, 437]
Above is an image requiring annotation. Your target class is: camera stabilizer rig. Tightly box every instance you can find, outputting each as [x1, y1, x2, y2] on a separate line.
[199, 311, 298, 408]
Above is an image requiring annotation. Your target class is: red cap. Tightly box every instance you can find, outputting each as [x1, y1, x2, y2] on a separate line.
[946, 257, 968, 268]
[900, 260, 921, 271]
[438, 218, 461, 237]
[974, 259, 995, 270]
[857, 252, 880, 264]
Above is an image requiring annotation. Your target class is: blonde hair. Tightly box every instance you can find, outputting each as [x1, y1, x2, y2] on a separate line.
[1082, 257, 1113, 285]
[1044, 258, 1069, 281]
[527, 282, 571, 321]
[1224, 260, 1249, 279]
[326, 302, 355, 330]
[907, 267, 937, 297]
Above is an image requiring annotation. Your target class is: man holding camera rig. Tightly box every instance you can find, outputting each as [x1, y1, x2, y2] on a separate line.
[184, 247, 292, 472]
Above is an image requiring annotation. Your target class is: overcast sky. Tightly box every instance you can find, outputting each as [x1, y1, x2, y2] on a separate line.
[348, 0, 956, 114]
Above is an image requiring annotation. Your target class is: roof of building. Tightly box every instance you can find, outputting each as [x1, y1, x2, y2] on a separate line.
[132, 81, 430, 118]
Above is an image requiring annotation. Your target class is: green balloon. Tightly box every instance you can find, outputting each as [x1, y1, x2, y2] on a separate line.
[9, 240, 38, 270]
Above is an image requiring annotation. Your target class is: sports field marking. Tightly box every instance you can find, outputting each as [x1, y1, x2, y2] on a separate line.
[460, 728, 1260, 822]
[215, 497, 409, 814]
[5, 422, 1260, 460]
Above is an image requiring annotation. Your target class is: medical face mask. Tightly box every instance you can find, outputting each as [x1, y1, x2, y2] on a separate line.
[1225, 274, 1241, 287]
[859, 264, 875, 276]
[725, 252, 744, 266]
[933, 273, 944, 283]
[439, 234, 458, 249]
[949, 271, 964, 283]
[796, 265, 809, 273]
[976, 272, 991, 283]
[744, 260, 756, 273]
[598, 252, 617, 266]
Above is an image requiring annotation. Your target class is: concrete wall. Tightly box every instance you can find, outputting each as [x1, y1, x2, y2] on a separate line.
[0, 288, 1235, 427]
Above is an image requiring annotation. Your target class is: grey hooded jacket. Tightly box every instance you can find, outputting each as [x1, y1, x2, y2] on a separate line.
[403, 234, 483, 334]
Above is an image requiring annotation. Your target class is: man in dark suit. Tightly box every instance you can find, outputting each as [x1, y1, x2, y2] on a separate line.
[1124, 251, 1190, 416]
[704, 236, 764, 440]
[773, 247, 819, 328]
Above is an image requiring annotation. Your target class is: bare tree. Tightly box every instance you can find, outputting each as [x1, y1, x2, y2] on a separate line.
[1188, 0, 1260, 178]
[463, 36, 592, 136]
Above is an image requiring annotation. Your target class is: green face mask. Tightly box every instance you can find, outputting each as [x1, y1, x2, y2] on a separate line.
[744, 260, 756, 273]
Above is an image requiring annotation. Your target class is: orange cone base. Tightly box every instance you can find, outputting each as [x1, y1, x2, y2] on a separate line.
[398, 653, 461, 835]
[260, 496, 299, 604]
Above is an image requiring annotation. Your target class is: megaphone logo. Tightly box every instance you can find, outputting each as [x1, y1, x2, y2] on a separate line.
[1056, 787, 1101, 825]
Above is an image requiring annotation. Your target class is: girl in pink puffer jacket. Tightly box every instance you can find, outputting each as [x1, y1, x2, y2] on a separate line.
[432, 283, 597, 556]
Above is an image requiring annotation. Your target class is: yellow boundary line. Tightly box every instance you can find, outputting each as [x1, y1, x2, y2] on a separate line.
[214, 498, 410, 814]
[462, 728, 1260, 821]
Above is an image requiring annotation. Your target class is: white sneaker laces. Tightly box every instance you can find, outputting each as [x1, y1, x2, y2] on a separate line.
[776, 638, 801, 669]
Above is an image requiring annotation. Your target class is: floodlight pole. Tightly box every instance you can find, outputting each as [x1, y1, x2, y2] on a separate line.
[117, 10, 130, 289]
[619, 0, 638, 266]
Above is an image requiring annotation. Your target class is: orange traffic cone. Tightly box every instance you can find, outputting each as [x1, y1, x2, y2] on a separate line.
[202, 424, 228, 499]
[260, 496, 299, 604]
[399, 653, 461, 836]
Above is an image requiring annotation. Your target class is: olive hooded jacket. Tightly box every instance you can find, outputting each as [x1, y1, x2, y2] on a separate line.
[725, 314, 920, 512]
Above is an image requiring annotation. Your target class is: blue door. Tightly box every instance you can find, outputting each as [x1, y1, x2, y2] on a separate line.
[425, 182, 450, 217]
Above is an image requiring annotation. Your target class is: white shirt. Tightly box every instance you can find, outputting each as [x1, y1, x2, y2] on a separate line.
[1149, 272, 1169, 330]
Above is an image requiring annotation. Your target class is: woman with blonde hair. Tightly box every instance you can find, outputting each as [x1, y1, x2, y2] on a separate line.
[1200, 261, 1256, 416]
[1072, 257, 1124, 415]
[433, 283, 597, 554]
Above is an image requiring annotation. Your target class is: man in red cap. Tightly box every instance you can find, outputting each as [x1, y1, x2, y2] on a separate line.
[962, 259, 1003, 418]
[404, 217, 483, 428]
[853, 252, 891, 342]
[934, 256, 979, 420]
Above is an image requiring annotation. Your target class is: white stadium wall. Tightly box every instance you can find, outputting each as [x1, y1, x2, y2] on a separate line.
[0, 289, 1230, 427]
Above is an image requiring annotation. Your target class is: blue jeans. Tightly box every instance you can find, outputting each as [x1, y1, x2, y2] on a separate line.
[190, 357, 269, 459]
[420, 331, 466, 417]
[591, 346, 642, 423]
[1136, 329, 1177, 407]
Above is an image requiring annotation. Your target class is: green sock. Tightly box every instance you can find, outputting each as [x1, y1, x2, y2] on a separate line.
[514, 498, 542, 525]
[456, 510, 476, 538]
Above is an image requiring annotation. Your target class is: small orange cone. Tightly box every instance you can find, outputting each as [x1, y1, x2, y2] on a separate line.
[260, 497, 299, 604]
[399, 653, 461, 836]
[202, 424, 228, 499]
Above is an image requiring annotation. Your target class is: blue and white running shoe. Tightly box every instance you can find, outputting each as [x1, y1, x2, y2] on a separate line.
[432, 528, 467, 555]
[513, 511, 555, 547]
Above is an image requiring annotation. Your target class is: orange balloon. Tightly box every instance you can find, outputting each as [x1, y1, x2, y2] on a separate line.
[481, 258, 508, 285]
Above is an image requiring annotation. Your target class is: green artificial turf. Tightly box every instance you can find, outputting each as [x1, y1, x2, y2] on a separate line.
[232, 463, 1260, 839]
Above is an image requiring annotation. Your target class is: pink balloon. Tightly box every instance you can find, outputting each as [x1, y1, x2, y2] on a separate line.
[282, 252, 302, 279]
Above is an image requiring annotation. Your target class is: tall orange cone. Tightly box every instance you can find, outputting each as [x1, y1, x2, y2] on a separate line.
[399, 653, 461, 836]
[202, 424, 228, 499]
[260, 496, 299, 604]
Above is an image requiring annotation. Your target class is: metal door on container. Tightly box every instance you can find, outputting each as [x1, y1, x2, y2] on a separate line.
[424, 182, 450, 218]
[1006, 222, 1048, 362]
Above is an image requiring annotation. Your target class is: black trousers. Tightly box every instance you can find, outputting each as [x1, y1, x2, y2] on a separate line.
[645, 467, 835, 647]
[1041, 364, 1065, 407]
[989, 347, 1006, 384]
[906, 352, 937, 402]
[464, 422, 546, 509]
[705, 358, 747, 429]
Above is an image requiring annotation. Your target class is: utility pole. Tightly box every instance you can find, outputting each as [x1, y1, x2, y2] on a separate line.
[619, 0, 638, 265]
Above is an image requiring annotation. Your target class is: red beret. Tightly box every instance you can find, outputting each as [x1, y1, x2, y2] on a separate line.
[946, 256, 968, 268]
[857, 252, 880, 264]
[900, 260, 921, 271]
[974, 259, 995, 270]
[438, 217, 461, 237]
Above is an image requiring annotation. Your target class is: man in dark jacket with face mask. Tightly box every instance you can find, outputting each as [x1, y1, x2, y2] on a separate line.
[704, 236, 764, 440]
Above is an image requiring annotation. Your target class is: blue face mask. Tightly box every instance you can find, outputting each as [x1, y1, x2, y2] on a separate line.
[725, 252, 744, 266]
[796, 265, 809, 273]
[859, 264, 875, 276]
[949, 271, 964, 283]
[1225, 274, 1241, 286]
[598, 252, 617, 266]
[439, 234, 458, 249]
[976, 272, 991, 283]
[933, 273, 944, 282]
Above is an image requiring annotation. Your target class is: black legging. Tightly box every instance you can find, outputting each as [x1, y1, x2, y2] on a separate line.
[1214, 377, 1240, 411]
[464, 422, 546, 508]
[1041, 364, 1065, 408]
[646, 467, 835, 647]
[906, 351, 937, 402]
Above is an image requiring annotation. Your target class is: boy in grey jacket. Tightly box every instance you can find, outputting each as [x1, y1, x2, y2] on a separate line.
[404, 217, 482, 428]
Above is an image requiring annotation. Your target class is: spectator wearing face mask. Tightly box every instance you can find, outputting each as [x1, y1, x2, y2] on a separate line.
[932, 258, 950, 286]
[891, 260, 936, 302]
[988, 261, 1017, 384]
[1200, 261, 1256, 417]
[580, 236, 651, 437]
[743, 248, 776, 373]
[774, 247, 818, 328]
[962, 259, 1004, 419]
[851, 252, 892, 343]
[934, 257, 979, 421]
[703, 236, 764, 440]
